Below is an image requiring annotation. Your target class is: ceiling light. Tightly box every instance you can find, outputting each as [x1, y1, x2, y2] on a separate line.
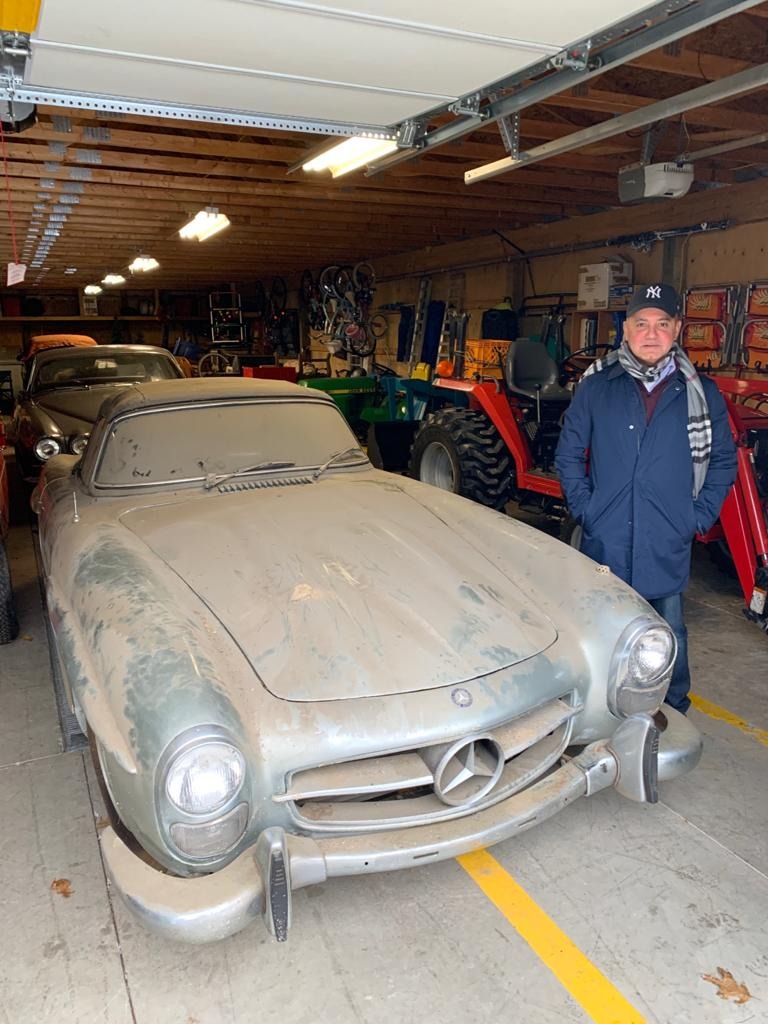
[179, 207, 230, 242]
[303, 137, 398, 178]
[101, 273, 126, 286]
[84, 284, 102, 295]
[128, 255, 159, 273]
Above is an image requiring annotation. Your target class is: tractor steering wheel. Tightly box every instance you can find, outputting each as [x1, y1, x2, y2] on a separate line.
[559, 344, 614, 380]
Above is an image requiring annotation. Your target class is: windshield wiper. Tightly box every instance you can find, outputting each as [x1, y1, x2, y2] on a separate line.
[312, 446, 367, 481]
[204, 460, 296, 491]
[35, 379, 91, 392]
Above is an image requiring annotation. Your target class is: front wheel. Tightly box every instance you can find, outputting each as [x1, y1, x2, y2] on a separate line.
[408, 407, 515, 511]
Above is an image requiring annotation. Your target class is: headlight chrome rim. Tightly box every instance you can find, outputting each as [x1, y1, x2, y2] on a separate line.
[34, 435, 62, 461]
[69, 433, 90, 456]
[165, 739, 245, 815]
[157, 725, 250, 863]
[608, 616, 677, 719]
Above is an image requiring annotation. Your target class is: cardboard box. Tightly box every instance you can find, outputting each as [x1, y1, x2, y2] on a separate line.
[577, 261, 634, 311]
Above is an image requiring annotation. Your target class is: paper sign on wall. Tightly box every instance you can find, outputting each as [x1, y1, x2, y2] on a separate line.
[6, 262, 27, 286]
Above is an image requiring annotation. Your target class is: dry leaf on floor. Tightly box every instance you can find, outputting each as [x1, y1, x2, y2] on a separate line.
[50, 878, 73, 898]
[702, 966, 752, 1004]
[94, 816, 110, 831]
[22, 635, 33, 641]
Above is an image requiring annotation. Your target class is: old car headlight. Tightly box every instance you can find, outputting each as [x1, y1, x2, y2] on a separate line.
[165, 741, 245, 815]
[608, 618, 676, 718]
[70, 433, 90, 456]
[34, 436, 62, 461]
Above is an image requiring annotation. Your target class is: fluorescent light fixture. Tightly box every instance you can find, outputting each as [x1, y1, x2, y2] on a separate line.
[179, 207, 231, 242]
[303, 137, 398, 178]
[129, 255, 159, 273]
[101, 273, 126, 286]
[84, 284, 102, 295]
[64, 267, 78, 274]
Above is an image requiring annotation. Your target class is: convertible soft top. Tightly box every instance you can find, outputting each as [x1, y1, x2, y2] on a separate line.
[98, 377, 330, 420]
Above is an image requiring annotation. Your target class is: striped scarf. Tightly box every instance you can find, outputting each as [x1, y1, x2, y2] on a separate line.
[583, 342, 711, 498]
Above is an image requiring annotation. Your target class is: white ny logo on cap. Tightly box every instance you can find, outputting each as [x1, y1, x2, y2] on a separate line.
[646, 285, 662, 299]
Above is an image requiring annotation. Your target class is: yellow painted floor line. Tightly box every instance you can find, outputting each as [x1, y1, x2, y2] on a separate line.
[689, 693, 768, 749]
[458, 849, 646, 1024]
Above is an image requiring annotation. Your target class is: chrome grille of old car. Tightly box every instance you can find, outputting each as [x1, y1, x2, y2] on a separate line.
[277, 695, 581, 834]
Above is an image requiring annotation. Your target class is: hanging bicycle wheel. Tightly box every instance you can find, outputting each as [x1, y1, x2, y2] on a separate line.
[319, 265, 340, 297]
[353, 261, 376, 291]
[344, 322, 376, 358]
[367, 312, 389, 338]
[334, 265, 356, 303]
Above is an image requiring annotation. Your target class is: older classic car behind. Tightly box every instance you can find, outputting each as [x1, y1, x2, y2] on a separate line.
[0, 417, 18, 643]
[32, 377, 702, 944]
[13, 343, 183, 479]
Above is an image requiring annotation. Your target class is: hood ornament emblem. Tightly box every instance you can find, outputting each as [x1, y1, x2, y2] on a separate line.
[451, 687, 473, 708]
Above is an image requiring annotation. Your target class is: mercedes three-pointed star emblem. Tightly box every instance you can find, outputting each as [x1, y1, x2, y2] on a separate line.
[432, 736, 505, 807]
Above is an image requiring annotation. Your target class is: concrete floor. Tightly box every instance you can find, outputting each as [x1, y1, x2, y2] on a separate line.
[1, 513, 766, 1024]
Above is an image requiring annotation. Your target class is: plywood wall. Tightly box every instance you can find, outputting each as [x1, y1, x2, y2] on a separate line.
[686, 220, 768, 287]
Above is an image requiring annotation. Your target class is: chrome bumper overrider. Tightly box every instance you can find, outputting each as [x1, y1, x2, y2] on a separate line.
[102, 710, 702, 945]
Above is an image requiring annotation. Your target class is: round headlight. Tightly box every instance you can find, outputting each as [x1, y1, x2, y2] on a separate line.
[628, 627, 675, 685]
[70, 433, 90, 456]
[165, 741, 245, 815]
[34, 436, 62, 461]
[609, 619, 676, 718]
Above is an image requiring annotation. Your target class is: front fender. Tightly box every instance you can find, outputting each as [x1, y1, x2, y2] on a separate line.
[48, 524, 254, 863]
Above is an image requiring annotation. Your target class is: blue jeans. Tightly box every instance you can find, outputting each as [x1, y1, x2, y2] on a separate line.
[648, 593, 690, 715]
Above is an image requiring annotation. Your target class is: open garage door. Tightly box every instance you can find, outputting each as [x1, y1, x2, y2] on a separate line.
[2, 0, 763, 140]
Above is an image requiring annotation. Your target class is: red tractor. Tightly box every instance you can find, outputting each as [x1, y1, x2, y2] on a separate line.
[404, 340, 768, 632]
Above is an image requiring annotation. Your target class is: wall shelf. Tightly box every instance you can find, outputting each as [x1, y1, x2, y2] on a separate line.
[0, 315, 207, 323]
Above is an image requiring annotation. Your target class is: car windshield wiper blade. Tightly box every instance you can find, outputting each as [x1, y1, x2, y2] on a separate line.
[203, 460, 296, 491]
[35, 379, 91, 391]
[312, 446, 366, 481]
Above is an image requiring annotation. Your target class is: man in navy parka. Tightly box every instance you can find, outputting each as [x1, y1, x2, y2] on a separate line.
[555, 283, 737, 714]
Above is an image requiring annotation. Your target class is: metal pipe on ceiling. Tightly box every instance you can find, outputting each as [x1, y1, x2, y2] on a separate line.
[679, 130, 768, 161]
[366, 0, 767, 178]
[464, 62, 768, 184]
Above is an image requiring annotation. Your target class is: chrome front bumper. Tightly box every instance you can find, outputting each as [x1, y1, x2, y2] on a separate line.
[102, 710, 702, 944]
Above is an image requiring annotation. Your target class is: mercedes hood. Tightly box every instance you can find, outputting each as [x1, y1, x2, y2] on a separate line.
[120, 477, 558, 701]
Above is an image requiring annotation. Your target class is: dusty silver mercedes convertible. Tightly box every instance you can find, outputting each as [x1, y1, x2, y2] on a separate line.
[32, 378, 702, 944]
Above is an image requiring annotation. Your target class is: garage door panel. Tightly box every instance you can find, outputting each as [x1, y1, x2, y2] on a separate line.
[27, 48, 444, 124]
[30, 0, 665, 127]
[34, 0, 556, 111]
[282, 0, 662, 48]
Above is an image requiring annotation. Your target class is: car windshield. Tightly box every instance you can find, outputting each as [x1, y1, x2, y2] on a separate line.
[33, 352, 180, 390]
[93, 398, 367, 488]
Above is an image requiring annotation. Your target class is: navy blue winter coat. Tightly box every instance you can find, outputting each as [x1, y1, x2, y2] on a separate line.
[555, 363, 737, 600]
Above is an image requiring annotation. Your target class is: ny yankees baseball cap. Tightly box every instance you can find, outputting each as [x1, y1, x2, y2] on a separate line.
[626, 283, 681, 318]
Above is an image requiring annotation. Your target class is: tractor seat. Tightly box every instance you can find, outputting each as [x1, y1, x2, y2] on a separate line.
[504, 339, 571, 402]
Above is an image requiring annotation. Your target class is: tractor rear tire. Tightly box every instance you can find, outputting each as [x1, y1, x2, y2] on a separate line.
[408, 408, 515, 511]
[559, 515, 583, 550]
[0, 538, 19, 644]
